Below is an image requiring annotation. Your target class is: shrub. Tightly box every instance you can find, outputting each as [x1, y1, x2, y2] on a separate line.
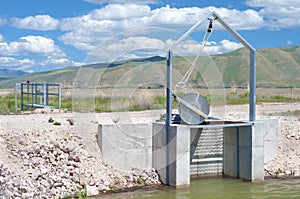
[48, 117, 54, 123]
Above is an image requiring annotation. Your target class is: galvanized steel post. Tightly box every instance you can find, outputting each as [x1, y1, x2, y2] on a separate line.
[250, 50, 256, 121]
[166, 50, 172, 185]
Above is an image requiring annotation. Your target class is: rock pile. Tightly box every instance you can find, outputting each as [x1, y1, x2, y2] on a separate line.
[264, 116, 300, 177]
[0, 131, 161, 198]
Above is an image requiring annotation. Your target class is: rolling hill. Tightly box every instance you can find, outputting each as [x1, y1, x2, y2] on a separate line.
[0, 46, 300, 89]
[0, 69, 27, 77]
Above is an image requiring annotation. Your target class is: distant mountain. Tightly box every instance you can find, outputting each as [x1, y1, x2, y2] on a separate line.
[0, 69, 28, 77]
[0, 46, 300, 89]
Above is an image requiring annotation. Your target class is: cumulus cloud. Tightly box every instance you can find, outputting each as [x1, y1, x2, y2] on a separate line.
[246, 0, 300, 29]
[88, 36, 165, 61]
[0, 35, 77, 71]
[89, 4, 151, 20]
[60, 4, 264, 52]
[0, 57, 34, 68]
[0, 36, 65, 57]
[84, 0, 158, 4]
[174, 39, 243, 56]
[11, 15, 59, 31]
[87, 34, 243, 63]
[246, 0, 300, 8]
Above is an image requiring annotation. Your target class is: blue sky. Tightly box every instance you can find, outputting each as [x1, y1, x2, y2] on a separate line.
[0, 0, 299, 72]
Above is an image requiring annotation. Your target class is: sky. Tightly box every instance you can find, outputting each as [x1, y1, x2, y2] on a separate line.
[0, 0, 299, 72]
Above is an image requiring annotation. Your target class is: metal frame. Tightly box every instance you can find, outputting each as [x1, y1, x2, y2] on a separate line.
[15, 83, 61, 111]
[166, 11, 257, 130]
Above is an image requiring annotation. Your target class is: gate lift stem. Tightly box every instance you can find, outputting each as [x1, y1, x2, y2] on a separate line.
[166, 12, 257, 133]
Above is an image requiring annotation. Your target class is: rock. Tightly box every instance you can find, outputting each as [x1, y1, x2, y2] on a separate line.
[32, 169, 41, 180]
[285, 170, 292, 175]
[13, 135, 29, 145]
[98, 184, 110, 191]
[88, 178, 96, 186]
[86, 185, 99, 196]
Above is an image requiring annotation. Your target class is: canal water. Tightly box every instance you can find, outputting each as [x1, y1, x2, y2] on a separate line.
[99, 178, 300, 199]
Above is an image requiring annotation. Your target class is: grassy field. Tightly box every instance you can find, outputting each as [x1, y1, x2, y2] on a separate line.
[1, 87, 300, 114]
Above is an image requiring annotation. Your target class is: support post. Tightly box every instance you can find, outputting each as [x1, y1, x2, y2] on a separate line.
[166, 50, 172, 185]
[14, 84, 18, 111]
[46, 84, 49, 107]
[31, 83, 34, 107]
[249, 50, 256, 121]
[58, 84, 61, 109]
[44, 83, 47, 107]
[21, 84, 24, 110]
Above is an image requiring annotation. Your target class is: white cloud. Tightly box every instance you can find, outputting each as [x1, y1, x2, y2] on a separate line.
[0, 57, 34, 67]
[246, 0, 300, 29]
[88, 36, 165, 61]
[87, 35, 243, 63]
[0, 35, 77, 71]
[287, 40, 292, 45]
[1, 36, 65, 57]
[89, 4, 151, 20]
[84, 0, 158, 4]
[219, 40, 243, 52]
[246, 0, 300, 8]
[11, 15, 59, 31]
[212, 8, 264, 30]
[60, 4, 264, 52]
[173, 39, 243, 56]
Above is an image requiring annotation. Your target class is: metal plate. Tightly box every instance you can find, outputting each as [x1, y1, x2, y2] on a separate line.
[178, 93, 210, 124]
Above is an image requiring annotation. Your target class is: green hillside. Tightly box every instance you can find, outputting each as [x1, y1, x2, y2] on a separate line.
[1, 46, 300, 89]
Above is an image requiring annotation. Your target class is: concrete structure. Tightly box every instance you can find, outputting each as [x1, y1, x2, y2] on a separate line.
[152, 123, 191, 187]
[98, 123, 153, 170]
[98, 118, 278, 187]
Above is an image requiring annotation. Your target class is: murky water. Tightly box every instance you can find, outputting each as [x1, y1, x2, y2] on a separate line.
[98, 178, 300, 199]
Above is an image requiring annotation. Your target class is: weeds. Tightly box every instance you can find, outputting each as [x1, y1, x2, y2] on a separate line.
[137, 177, 146, 185]
[2, 89, 300, 114]
[76, 184, 88, 199]
[48, 117, 54, 123]
[48, 117, 61, 125]
[53, 121, 61, 125]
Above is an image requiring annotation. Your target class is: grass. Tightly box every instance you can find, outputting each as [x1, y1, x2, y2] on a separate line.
[76, 184, 88, 199]
[0, 94, 15, 114]
[1, 90, 300, 114]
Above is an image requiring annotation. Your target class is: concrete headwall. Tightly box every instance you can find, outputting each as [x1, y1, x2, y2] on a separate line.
[98, 123, 153, 170]
[260, 119, 278, 163]
[98, 118, 278, 185]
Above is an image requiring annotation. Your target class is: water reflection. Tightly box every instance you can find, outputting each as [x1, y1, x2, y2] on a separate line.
[97, 178, 300, 199]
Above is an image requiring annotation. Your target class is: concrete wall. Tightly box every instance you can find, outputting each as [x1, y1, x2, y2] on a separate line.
[98, 118, 278, 185]
[223, 122, 266, 182]
[98, 123, 153, 170]
[260, 119, 278, 163]
[152, 123, 190, 187]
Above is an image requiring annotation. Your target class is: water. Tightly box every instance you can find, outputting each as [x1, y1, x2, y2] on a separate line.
[98, 178, 300, 199]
